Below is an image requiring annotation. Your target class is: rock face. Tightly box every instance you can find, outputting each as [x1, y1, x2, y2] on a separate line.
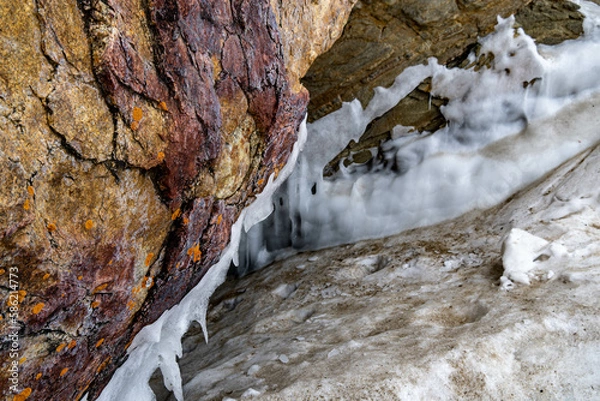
[0, 0, 354, 400]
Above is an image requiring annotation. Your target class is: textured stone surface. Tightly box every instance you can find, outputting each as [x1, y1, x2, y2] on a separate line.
[516, 0, 584, 45]
[0, 0, 353, 400]
[270, 0, 358, 91]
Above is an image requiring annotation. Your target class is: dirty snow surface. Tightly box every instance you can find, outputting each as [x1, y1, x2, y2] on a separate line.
[152, 144, 600, 400]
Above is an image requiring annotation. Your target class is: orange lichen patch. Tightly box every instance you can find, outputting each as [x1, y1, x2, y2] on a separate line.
[130, 121, 139, 131]
[97, 356, 112, 373]
[91, 300, 101, 309]
[176, 262, 182, 269]
[77, 275, 83, 281]
[217, 214, 223, 225]
[124, 338, 134, 350]
[59, 368, 69, 377]
[187, 243, 202, 263]
[23, 199, 30, 211]
[35, 373, 42, 380]
[18, 357, 26, 364]
[95, 338, 104, 348]
[108, 259, 113, 265]
[42, 273, 50, 280]
[0, 269, 5, 275]
[92, 283, 108, 294]
[257, 178, 265, 187]
[158, 101, 168, 111]
[171, 208, 181, 220]
[157, 151, 165, 162]
[32, 303, 45, 315]
[47, 222, 57, 232]
[55, 343, 66, 352]
[84, 219, 94, 230]
[142, 276, 154, 288]
[132, 286, 140, 295]
[0, 315, 3, 321]
[132, 106, 143, 122]
[144, 253, 155, 267]
[68, 340, 77, 349]
[13, 387, 32, 401]
[27, 186, 35, 197]
[127, 300, 136, 310]
[183, 216, 190, 226]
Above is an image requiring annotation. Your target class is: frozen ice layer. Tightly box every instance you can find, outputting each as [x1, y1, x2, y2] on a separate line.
[238, 4, 600, 273]
[169, 143, 600, 401]
[500, 228, 568, 288]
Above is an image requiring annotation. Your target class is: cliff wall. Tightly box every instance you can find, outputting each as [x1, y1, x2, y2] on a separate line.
[0, 1, 355, 399]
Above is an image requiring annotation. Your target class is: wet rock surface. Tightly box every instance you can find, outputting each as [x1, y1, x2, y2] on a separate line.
[0, 0, 352, 400]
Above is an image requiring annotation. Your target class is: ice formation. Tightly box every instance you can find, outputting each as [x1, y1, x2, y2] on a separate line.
[96, 1, 600, 400]
[166, 141, 600, 401]
[238, 1, 600, 273]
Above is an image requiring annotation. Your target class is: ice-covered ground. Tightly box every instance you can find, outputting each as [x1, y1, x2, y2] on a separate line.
[95, 2, 600, 400]
[155, 143, 600, 401]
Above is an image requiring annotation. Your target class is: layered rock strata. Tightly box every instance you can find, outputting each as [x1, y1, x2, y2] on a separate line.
[0, 0, 355, 400]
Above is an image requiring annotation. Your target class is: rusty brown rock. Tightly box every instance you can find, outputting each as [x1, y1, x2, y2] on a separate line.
[0, 0, 354, 400]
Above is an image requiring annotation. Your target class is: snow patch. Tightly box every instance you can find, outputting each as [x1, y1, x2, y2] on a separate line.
[501, 228, 567, 287]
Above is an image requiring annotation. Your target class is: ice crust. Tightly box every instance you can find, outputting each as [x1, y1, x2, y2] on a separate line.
[238, 3, 600, 273]
[97, 2, 600, 400]
[500, 228, 567, 287]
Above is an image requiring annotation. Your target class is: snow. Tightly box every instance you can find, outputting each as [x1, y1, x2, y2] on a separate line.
[501, 228, 555, 286]
[161, 143, 600, 401]
[238, 3, 600, 273]
[98, 2, 600, 400]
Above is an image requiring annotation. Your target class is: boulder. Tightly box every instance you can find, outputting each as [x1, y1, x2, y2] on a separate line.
[0, 0, 354, 399]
